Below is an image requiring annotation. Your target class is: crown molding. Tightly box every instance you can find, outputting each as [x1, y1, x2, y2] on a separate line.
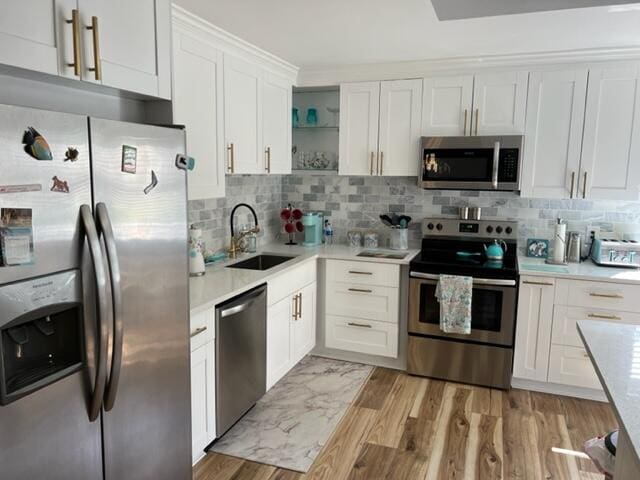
[171, 4, 299, 82]
[297, 46, 640, 86]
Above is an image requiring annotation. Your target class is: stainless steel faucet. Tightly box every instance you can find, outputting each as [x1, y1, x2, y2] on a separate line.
[228, 203, 260, 258]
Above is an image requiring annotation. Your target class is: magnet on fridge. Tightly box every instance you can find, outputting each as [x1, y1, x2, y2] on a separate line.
[64, 147, 79, 162]
[50, 176, 70, 193]
[22, 127, 53, 161]
[143, 170, 158, 195]
[121, 145, 137, 174]
[175, 154, 195, 171]
[0, 208, 34, 267]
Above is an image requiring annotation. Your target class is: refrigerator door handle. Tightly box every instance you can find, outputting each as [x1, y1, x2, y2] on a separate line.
[80, 204, 109, 422]
[96, 203, 123, 412]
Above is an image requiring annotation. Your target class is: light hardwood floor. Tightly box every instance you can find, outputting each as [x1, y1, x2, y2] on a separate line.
[193, 368, 617, 480]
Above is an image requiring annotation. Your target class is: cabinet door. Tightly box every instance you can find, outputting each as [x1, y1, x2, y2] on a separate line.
[78, 0, 170, 97]
[422, 75, 474, 136]
[513, 277, 555, 381]
[224, 54, 262, 174]
[521, 69, 588, 198]
[263, 72, 292, 175]
[378, 79, 423, 176]
[172, 28, 225, 199]
[190, 342, 216, 465]
[0, 0, 75, 77]
[267, 295, 293, 390]
[292, 282, 316, 365]
[338, 82, 380, 176]
[472, 71, 528, 135]
[580, 63, 640, 200]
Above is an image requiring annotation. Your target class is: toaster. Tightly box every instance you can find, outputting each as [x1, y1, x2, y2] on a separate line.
[591, 238, 640, 268]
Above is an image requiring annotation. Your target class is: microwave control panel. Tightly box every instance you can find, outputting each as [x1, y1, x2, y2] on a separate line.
[498, 149, 519, 182]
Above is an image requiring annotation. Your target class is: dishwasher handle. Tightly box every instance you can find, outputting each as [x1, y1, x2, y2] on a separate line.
[219, 285, 266, 318]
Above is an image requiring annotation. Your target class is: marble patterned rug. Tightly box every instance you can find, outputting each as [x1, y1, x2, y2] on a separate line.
[210, 355, 373, 472]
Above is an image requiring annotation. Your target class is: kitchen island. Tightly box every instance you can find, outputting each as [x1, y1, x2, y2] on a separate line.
[578, 320, 640, 478]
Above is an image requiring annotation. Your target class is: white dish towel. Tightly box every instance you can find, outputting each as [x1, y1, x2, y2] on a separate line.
[435, 274, 473, 334]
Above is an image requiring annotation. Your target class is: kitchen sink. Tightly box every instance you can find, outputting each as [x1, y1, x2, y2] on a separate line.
[226, 254, 297, 271]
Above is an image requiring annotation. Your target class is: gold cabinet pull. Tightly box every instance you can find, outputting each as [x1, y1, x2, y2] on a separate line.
[522, 280, 554, 286]
[348, 270, 373, 275]
[292, 294, 298, 320]
[463, 109, 468, 136]
[588, 313, 622, 320]
[86, 16, 102, 80]
[348, 288, 373, 293]
[570, 171, 576, 199]
[582, 171, 588, 199]
[265, 146, 271, 173]
[348, 322, 372, 329]
[589, 292, 623, 299]
[227, 143, 235, 173]
[370, 152, 375, 175]
[190, 326, 207, 338]
[66, 9, 81, 76]
[474, 108, 479, 135]
[297, 293, 302, 319]
[379, 151, 384, 176]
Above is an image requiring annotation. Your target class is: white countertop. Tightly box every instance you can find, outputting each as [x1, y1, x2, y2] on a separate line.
[518, 256, 640, 285]
[578, 320, 640, 462]
[189, 243, 419, 314]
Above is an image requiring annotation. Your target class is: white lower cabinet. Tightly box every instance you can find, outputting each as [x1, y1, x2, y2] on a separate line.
[325, 315, 398, 358]
[267, 295, 293, 389]
[547, 344, 602, 390]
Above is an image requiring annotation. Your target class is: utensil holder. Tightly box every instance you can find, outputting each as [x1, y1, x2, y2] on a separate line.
[389, 228, 408, 250]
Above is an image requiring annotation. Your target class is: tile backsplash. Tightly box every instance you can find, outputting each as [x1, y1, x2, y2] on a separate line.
[189, 174, 640, 255]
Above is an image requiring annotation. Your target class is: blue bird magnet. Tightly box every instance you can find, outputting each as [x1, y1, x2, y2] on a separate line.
[22, 127, 53, 161]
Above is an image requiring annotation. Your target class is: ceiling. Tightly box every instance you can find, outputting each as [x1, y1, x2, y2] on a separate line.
[175, 0, 640, 69]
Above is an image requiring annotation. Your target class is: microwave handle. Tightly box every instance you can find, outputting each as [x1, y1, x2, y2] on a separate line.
[492, 141, 501, 189]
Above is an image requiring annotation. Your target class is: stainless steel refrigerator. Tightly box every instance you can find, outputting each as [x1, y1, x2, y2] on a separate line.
[0, 104, 191, 479]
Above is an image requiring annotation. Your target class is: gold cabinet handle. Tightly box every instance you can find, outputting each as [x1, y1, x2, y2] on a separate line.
[227, 143, 234, 173]
[190, 326, 207, 338]
[348, 270, 373, 275]
[582, 171, 588, 199]
[265, 146, 271, 173]
[570, 171, 576, 199]
[66, 9, 81, 76]
[379, 151, 384, 176]
[348, 288, 373, 293]
[297, 293, 302, 319]
[370, 152, 375, 176]
[588, 313, 622, 320]
[292, 294, 298, 320]
[348, 322, 372, 329]
[474, 109, 479, 135]
[463, 109, 468, 136]
[582, 350, 590, 358]
[522, 280, 554, 286]
[589, 292, 623, 299]
[86, 16, 102, 80]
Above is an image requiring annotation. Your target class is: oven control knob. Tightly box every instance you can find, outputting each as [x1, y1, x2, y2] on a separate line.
[505, 226, 513, 235]
[427, 222, 434, 230]
[486, 225, 494, 233]
[496, 226, 503, 234]
[436, 223, 443, 231]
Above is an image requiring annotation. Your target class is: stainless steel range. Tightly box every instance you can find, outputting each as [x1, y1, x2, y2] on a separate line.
[408, 218, 519, 389]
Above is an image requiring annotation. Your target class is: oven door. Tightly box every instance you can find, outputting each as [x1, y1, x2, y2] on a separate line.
[409, 273, 516, 346]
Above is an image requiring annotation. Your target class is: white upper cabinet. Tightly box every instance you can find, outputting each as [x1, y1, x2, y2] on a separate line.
[422, 75, 473, 136]
[521, 68, 588, 198]
[472, 71, 528, 135]
[378, 79, 423, 176]
[172, 24, 225, 199]
[262, 73, 292, 175]
[224, 54, 262, 174]
[339, 82, 381, 176]
[580, 63, 640, 200]
[340, 79, 422, 176]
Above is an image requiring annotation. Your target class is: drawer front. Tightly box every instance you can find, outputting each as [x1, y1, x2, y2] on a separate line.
[325, 283, 399, 324]
[326, 259, 400, 288]
[190, 308, 215, 351]
[559, 279, 640, 312]
[552, 305, 640, 348]
[547, 345, 602, 390]
[268, 258, 317, 306]
[325, 315, 398, 358]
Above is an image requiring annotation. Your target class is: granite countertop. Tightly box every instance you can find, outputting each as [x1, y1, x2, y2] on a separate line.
[518, 256, 640, 285]
[578, 320, 640, 462]
[189, 242, 419, 314]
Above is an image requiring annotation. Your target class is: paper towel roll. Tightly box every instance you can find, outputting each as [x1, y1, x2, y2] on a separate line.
[552, 221, 567, 263]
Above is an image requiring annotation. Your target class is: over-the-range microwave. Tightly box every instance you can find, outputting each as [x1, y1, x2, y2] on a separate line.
[419, 135, 524, 191]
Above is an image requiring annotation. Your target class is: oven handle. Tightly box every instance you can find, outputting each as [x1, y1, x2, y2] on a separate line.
[492, 141, 500, 189]
[410, 271, 516, 287]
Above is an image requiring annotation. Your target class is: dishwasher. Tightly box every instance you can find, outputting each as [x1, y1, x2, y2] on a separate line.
[215, 283, 267, 437]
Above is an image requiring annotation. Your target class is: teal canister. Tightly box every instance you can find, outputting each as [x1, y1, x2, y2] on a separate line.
[302, 212, 323, 246]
